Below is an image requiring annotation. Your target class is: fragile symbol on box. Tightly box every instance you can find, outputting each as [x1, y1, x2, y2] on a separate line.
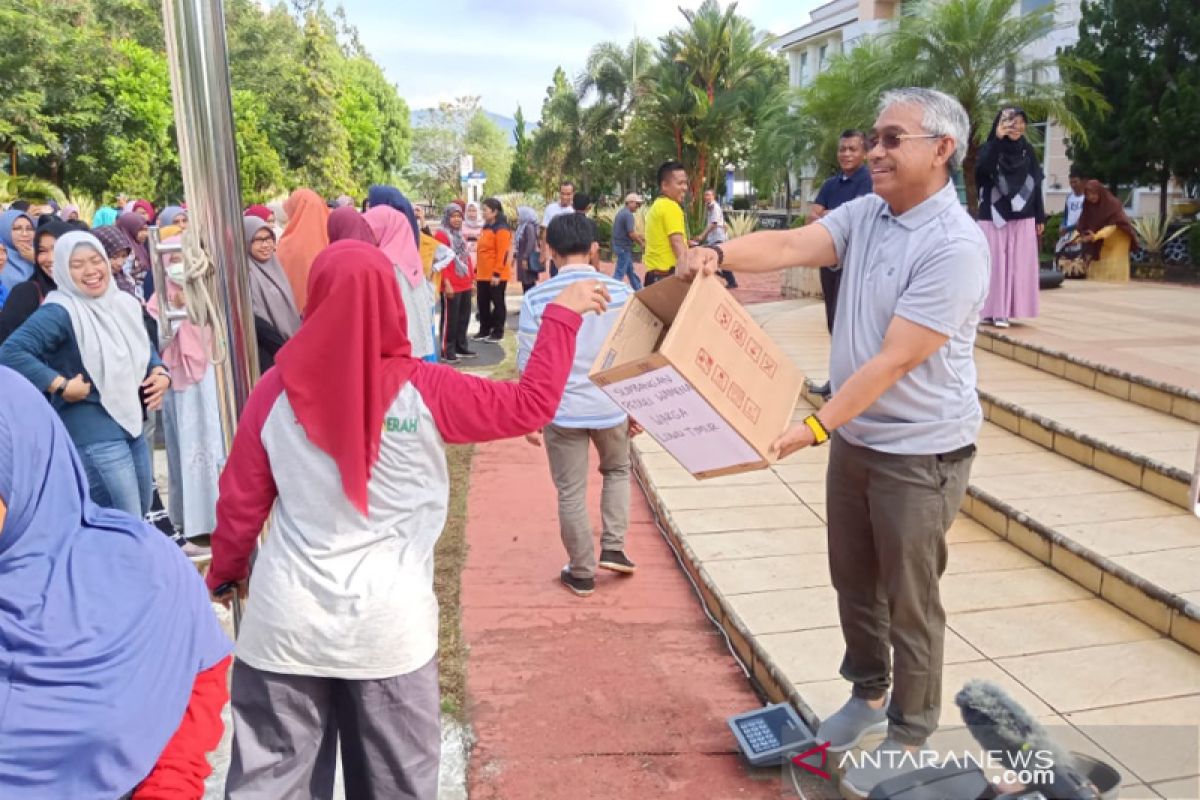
[743, 398, 761, 424]
[727, 381, 746, 410]
[731, 320, 748, 348]
[695, 348, 714, 375]
[746, 337, 763, 364]
[760, 353, 777, 379]
[714, 303, 733, 330]
[711, 364, 729, 392]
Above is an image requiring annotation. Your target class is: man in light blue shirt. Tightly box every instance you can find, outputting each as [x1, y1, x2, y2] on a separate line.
[684, 88, 988, 796]
[519, 213, 638, 597]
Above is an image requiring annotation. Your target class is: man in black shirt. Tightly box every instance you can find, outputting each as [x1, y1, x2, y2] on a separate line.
[809, 129, 873, 397]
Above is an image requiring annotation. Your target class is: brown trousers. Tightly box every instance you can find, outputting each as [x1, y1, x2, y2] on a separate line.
[826, 432, 973, 745]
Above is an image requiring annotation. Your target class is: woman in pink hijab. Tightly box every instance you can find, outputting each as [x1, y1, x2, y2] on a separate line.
[364, 206, 437, 361]
[147, 238, 224, 544]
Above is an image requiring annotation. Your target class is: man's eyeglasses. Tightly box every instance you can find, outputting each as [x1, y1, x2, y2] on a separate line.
[867, 131, 944, 150]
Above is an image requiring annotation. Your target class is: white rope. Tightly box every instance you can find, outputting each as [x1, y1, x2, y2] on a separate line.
[174, 227, 229, 365]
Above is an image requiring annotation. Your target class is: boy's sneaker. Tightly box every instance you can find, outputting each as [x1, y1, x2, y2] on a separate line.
[560, 568, 595, 597]
[486, 332, 504, 342]
[598, 550, 637, 574]
[457, 349, 478, 359]
[442, 353, 460, 364]
[471, 331, 491, 341]
[816, 694, 889, 752]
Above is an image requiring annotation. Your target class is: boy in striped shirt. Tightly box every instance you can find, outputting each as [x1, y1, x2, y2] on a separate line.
[518, 213, 639, 596]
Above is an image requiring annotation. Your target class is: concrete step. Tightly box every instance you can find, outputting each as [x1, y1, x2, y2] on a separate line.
[975, 349, 1197, 510]
[800, 383, 1200, 656]
[963, 422, 1200, 654]
[976, 328, 1200, 425]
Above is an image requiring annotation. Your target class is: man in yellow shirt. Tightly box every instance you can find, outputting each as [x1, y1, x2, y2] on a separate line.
[643, 161, 689, 286]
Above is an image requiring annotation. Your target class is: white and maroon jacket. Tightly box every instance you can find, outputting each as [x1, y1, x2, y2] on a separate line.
[206, 305, 583, 679]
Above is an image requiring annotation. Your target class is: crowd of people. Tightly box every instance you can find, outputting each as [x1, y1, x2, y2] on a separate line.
[0, 172, 643, 797]
[1, 82, 1138, 799]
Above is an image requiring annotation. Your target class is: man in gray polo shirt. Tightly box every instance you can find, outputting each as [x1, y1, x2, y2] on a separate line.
[684, 88, 988, 796]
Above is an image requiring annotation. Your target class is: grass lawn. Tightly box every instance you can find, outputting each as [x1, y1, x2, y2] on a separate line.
[434, 334, 518, 722]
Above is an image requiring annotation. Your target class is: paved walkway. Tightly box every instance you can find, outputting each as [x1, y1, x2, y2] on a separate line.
[995, 281, 1200, 394]
[633, 288, 1200, 799]
[461, 435, 778, 798]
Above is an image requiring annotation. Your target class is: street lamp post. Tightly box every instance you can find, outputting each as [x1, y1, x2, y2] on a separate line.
[160, 0, 258, 447]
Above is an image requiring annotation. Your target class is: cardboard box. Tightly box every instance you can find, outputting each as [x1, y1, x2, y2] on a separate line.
[589, 275, 803, 478]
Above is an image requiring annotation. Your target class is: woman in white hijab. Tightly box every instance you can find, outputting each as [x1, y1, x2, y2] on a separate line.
[0, 231, 170, 518]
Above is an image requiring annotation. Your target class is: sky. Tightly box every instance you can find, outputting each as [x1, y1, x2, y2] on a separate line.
[339, 0, 823, 122]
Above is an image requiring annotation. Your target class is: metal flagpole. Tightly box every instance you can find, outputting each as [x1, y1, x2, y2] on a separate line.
[160, 0, 258, 448]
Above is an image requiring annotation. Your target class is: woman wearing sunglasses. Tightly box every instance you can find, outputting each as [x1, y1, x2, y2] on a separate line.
[975, 106, 1045, 329]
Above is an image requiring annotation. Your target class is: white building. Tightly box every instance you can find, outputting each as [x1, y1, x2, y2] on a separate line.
[773, 0, 1180, 218]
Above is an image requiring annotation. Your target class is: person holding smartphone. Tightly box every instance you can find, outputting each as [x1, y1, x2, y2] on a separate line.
[976, 106, 1045, 328]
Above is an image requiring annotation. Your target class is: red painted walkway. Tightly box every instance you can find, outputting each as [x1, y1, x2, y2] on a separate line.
[462, 435, 778, 799]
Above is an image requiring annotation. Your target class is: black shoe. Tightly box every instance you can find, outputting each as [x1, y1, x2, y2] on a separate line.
[599, 550, 637, 574]
[442, 353, 460, 364]
[472, 331, 490, 341]
[457, 349, 478, 359]
[560, 568, 595, 596]
[812, 381, 832, 399]
[486, 332, 504, 342]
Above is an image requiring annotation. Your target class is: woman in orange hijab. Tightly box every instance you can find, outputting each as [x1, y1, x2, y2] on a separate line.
[275, 189, 330, 311]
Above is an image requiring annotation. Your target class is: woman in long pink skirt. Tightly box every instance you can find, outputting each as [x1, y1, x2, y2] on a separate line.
[976, 106, 1045, 328]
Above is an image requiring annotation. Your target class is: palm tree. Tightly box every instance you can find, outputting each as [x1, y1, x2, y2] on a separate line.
[640, 0, 785, 213]
[575, 37, 655, 196]
[882, 0, 1105, 210]
[577, 37, 654, 115]
[792, 0, 1105, 213]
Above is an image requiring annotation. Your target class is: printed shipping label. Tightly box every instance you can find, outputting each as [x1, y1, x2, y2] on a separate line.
[602, 366, 760, 474]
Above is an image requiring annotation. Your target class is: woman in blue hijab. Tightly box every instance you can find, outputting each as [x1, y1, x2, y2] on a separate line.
[367, 184, 421, 247]
[1, 209, 37, 293]
[0, 365, 232, 798]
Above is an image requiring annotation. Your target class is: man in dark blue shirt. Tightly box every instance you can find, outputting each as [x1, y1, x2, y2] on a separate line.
[809, 129, 872, 397]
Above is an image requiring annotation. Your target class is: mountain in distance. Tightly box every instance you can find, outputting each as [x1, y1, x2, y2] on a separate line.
[409, 109, 533, 144]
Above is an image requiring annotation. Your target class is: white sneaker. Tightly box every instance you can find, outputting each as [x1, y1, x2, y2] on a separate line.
[993, 318, 1011, 329]
[816, 694, 889, 753]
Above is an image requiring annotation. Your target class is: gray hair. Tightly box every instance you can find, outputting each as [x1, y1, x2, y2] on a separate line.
[879, 87, 970, 171]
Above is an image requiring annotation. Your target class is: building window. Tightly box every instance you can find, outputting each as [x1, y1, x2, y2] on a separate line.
[818, 44, 827, 71]
[799, 52, 807, 84]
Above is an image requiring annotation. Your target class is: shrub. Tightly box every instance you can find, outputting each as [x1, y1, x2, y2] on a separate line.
[1041, 212, 1062, 257]
[1190, 222, 1200, 268]
[790, 214, 808, 228]
[732, 196, 750, 211]
[594, 214, 613, 247]
[725, 211, 759, 239]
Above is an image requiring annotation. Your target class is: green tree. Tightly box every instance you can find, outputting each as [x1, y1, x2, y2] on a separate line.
[883, 0, 1103, 211]
[791, 38, 899, 180]
[405, 97, 481, 204]
[639, 0, 785, 214]
[293, 11, 354, 195]
[464, 111, 513, 195]
[337, 56, 411, 189]
[2, 0, 411, 204]
[233, 90, 287, 202]
[1066, 0, 1200, 216]
[531, 68, 585, 193]
[507, 105, 536, 193]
